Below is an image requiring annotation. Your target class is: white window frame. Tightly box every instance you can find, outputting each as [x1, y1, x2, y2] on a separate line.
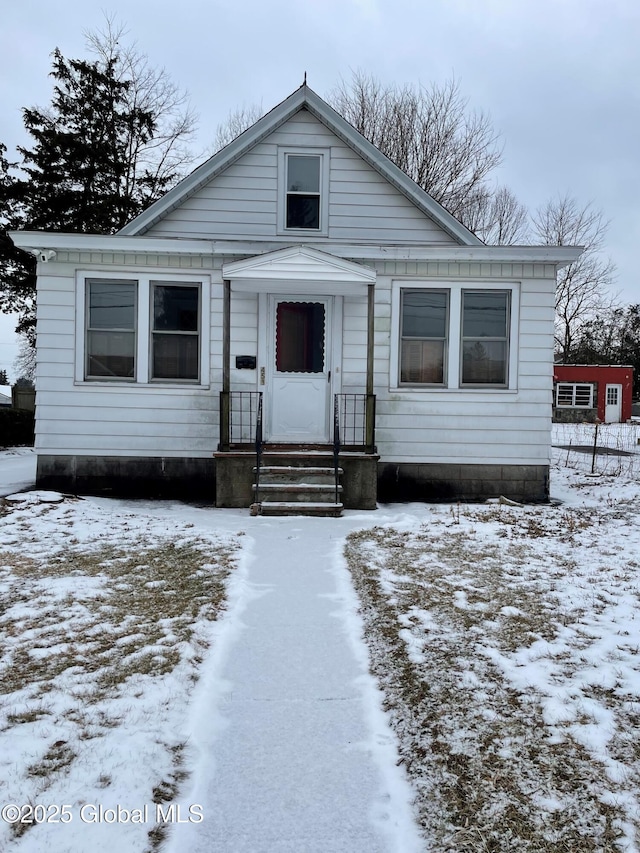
[277, 147, 330, 236]
[399, 289, 449, 386]
[84, 277, 138, 382]
[150, 281, 201, 384]
[555, 382, 594, 408]
[75, 271, 210, 387]
[460, 289, 511, 388]
[390, 280, 520, 392]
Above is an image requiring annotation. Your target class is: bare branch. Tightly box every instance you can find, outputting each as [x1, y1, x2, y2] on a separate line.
[84, 15, 199, 200]
[328, 71, 504, 223]
[213, 103, 264, 152]
[532, 194, 618, 361]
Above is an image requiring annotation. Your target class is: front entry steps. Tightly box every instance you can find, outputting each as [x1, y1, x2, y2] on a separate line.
[251, 465, 343, 517]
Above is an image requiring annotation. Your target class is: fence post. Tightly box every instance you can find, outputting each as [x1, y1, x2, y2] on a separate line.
[591, 421, 599, 474]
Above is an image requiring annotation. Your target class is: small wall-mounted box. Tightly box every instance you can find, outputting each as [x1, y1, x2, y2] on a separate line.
[235, 355, 257, 370]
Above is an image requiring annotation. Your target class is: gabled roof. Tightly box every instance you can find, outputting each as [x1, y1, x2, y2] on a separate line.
[222, 245, 376, 295]
[223, 245, 376, 283]
[118, 84, 483, 246]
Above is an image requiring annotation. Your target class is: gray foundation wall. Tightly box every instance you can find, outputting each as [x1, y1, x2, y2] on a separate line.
[377, 462, 549, 503]
[36, 456, 549, 505]
[37, 455, 216, 502]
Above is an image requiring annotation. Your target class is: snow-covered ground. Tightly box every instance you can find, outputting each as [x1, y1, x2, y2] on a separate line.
[0, 459, 420, 852]
[346, 425, 640, 852]
[0, 424, 638, 852]
[0, 447, 35, 497]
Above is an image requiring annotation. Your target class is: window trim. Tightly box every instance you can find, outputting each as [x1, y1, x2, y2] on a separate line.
[75, 271, 210, 388]
[150, 281, 202, 383]
[390, 280, 520, 392]
[399, 288, 449, 386]
[555, 382, 595, 408]
[460, 289, 511, 388]
[84, 278, 138, 382]
[277, 146, 330, 236]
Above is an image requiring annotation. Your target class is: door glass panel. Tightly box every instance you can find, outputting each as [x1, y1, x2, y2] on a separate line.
[606, 386, 618, 405]
[276, 302, 325, 373]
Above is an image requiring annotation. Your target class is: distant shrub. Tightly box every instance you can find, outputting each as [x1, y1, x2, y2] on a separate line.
[0, 409, 35, 447]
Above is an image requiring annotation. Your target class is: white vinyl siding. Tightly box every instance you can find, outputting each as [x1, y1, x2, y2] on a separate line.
[34, 261, 219, 458]
[33, 248, 557, 471]
[373, 265, 556, 465]
[147, 110, 456, 245]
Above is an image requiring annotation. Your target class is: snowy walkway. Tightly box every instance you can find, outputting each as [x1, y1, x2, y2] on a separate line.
[167, 513, 421, 853]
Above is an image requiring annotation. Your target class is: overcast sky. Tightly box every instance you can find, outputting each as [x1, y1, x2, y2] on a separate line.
[1, 0, 639, 378]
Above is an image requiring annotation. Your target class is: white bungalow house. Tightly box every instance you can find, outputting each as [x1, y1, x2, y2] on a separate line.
[10, 85, 581, 513]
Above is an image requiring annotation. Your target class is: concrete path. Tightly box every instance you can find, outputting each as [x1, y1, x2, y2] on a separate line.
[167, 513, 421, 853]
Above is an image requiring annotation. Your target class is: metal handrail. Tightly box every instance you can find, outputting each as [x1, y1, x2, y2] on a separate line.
[333, 395, 340, 505]
[333, 393, 373, 450]
[254, 393, 263, 506]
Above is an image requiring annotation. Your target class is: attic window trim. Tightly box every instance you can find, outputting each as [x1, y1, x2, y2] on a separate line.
[277, 146, 330, 236]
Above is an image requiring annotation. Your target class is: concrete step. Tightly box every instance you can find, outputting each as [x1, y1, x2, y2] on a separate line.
[256, 466, 342, 486]
[251, 501, 344, 517]
[253, 483, 342, 503]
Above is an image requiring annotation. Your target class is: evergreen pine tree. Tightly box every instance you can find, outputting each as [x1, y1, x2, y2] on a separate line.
[0, 27, 196, 340]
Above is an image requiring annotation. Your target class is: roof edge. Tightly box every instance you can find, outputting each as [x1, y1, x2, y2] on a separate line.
[9, 231, 583, 267]
[117, 84, 483, 245]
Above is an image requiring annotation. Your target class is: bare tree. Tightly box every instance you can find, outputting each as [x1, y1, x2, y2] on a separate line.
[85, 16, 198, 204]
[13, 333, 36, 383]
[213, 103, 263, 152]
[532, 195, 617, 362]
[463, 185, 530, 245]
[328, 71, 505, 226]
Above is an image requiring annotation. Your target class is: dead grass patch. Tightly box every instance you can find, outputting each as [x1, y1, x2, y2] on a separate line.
[346, 500, 639, 851]
[0, 499, 238, 843]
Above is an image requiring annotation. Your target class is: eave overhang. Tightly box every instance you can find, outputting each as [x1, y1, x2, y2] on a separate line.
[9, 231, 583, 270]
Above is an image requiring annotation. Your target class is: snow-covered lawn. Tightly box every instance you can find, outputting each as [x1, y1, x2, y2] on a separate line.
[0, 422, 639, 852]
[0, 492, 239, 852]
[0, 447, 36, 497]
[346, 434, 640, 852]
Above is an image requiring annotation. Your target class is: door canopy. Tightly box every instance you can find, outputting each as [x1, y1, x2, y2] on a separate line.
[222, 245, 376, 295]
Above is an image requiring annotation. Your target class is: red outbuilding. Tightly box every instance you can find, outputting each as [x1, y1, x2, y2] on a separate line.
[553, 364, 634, 423]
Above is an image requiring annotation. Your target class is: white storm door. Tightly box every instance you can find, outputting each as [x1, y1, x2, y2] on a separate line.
[605, 384, 622, 422]
[268, 297, 332, 442]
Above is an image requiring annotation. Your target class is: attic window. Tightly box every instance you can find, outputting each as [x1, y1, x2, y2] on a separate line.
[286, 155, 320, 229]
[278, 147, 329, 235]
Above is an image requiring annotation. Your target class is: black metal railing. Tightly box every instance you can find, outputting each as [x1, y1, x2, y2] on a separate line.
[225, 390, 263, 447]
[333, 395, 341, 505]
[254, 393, 263, 506]
[334, 393, 374, 450]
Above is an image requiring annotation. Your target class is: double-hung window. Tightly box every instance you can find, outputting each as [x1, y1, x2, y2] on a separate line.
[85, 279, 137, 380]
[286, 155, 321, 229]
[278, 148, 329, 235]
[400, 290, 448, 384]
[461, 290, 510, 386]
[392, 282, 517, 390]
[80, 274, 206, 385]
[151, 283, 200, 382]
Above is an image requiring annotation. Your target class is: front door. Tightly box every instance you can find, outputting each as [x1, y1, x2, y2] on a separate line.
[267, 297, 332, 442]
[605, 384, 622, 423]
